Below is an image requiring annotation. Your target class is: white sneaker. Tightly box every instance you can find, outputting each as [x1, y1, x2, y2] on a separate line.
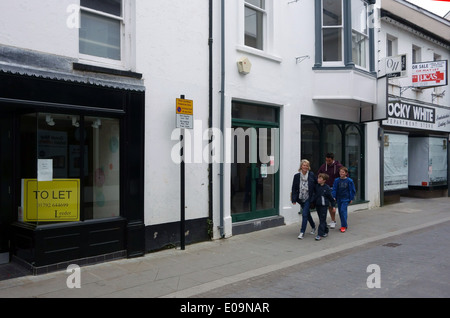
[328, 221, 336, 229]
[310, 228, 316, 235]
[298, 232, 304, 239]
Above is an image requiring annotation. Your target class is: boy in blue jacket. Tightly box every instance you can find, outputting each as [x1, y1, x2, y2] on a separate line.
[311, 173, 336, 241]
[332, 166, 356, 233]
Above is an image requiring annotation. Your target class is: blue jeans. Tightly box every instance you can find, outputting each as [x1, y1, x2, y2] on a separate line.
[337, 199, 350, 228]
[299, 199, 315, 233]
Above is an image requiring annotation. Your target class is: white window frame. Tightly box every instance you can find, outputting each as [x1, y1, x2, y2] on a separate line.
[322, 0, 344, 67]
[237, 0, 281, 62]
[412, 45, 421, 64]
[352, 0, 369, 70]
[433, 53, 443, 96]
[244, 0, 267, 51]
[386, 35, 398, 57]
[78, 0, 132, 70]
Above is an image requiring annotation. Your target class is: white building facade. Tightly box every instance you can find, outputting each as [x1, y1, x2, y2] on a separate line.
[211, 0, 381, 238]
[0, 0, 448, 270]
[378, 0, 450, 203]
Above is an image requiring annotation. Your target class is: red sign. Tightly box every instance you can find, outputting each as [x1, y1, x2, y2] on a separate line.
[413, 71, 445, 84]
[411, 60, 448, 88]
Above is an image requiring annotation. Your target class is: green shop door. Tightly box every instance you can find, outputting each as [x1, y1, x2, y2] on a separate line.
[230, 103, 280, 223]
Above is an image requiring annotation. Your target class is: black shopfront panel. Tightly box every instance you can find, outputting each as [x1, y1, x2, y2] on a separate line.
[0, 71, 145, 269]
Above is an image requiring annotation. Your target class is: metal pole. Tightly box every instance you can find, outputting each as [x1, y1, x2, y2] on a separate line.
[180, 95, 186, 250]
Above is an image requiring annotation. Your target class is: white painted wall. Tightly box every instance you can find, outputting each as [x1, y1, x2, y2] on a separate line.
[135, 0, 211, 226]
[0, 0, 78, 58]
[379, 20, 450, 106]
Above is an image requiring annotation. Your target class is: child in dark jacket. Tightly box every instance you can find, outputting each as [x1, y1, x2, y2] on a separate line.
[311, 173, 336, 241]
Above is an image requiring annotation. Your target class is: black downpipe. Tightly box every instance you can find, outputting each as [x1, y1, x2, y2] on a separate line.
[208, 0, 213, 225]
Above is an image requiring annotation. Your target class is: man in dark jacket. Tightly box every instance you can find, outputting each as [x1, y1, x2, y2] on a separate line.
[317, 153, 342, 229]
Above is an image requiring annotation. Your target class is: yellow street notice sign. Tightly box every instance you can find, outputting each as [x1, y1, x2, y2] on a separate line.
[176, 98, 194, 115]
[21, 179, 80, 222]
[176, 98, 194, 129]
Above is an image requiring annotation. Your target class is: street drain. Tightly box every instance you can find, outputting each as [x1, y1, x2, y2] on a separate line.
[383, 243, 402, 248]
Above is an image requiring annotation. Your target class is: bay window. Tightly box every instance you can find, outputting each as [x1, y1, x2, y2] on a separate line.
[316, 0, 375, 72]
[352, 0, 369, 69]
[322, 0, 343, 63]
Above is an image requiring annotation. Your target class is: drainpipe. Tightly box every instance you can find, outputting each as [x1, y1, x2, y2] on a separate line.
[219, 0, 225, 238]
[208, 0, 213, 225]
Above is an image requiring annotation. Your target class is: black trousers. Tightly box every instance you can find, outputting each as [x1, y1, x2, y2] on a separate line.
[316, 205, 329, 237]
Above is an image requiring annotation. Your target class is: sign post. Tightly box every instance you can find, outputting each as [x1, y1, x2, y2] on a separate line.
[176, 96, 193, 250]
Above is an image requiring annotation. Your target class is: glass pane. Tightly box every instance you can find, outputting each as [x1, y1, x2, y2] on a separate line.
[18, 114, 82, 225]
[301, 119, 320, 173]
[232, 103, 276, 122]
[19, 114, 37, 224]
[0, 115, 13, 253]
[352, 32, 367, 68]
[345, 125, 361, 201]
[384, 133, 408, 191]
[245, 6, 264, 50]
[231, 126, 276, 215]
[323, 0, 342, 26]
[323, 28, 342, 62]
[352, 0, 367, 35]
[81, 0, 122, 17]
[37, 114, 81, 224]
[231, 162, 252, 215]
[387, 39, 393, 57]
[231, 127, 254, 215]
[245, 0, 265, 9]
[84, 117, 120, 220]
[256, 128, 275, 211]
[80, 11, 121, 60]
[324, 123, 342, 168]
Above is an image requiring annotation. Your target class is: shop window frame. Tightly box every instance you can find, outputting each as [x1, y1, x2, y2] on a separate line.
[16, 111, 125, 226]
[301, 116, 366, 202]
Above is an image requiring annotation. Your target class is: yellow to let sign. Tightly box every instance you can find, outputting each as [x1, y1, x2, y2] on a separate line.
[176, 98, 194, 115]
[21, 179, 80, 222]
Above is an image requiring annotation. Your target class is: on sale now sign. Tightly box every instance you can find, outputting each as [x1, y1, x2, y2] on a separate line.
[412, 60, 448, 88]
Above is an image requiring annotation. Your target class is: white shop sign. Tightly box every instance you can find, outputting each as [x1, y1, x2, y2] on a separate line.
[383, 100, 450, 132]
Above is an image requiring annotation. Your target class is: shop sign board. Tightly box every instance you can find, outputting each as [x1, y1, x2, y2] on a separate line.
[412, 60, 448, 88]
[383, 100, 450, 133]
[21, 179, 80, 222]
[176, 98, 194, 129]
[379, 54, 407, 78]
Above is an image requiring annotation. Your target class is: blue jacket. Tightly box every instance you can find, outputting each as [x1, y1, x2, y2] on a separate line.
[332, 177, 356, 202]
[291, 171, 317, 203]
[311, 184, 336, 207]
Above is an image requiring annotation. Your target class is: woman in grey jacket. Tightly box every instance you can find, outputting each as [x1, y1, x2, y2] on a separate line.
[291, 159, 317, 239]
